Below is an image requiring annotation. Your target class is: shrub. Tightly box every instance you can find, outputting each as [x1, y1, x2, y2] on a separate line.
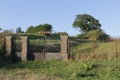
[87, 29, 109, 41]
[98, 33, 110, 42]
[76, 34, 84, 39]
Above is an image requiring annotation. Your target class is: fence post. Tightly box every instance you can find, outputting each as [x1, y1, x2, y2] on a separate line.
[115, 39, 118, 58]
[21, 36, 29, 61]
[60, 35, 69, 61]
[5, 36, 13, 57]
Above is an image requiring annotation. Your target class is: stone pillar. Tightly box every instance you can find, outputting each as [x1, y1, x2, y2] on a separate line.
[60, 35, 69, 61]
[21, 36, 29, 61]
[5, 36, 13, 57]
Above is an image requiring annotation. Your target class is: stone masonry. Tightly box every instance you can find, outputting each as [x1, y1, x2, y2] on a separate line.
[5, 35, 69, 61]
[21, 36, 29, 61]
[5, 36, 13, 57]
[60, 35, 69, 61]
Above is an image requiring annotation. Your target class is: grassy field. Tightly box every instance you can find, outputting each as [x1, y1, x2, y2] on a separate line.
[70, 37, 120, 54]
[0, 58, 120, 80]
[71, 38, 120, 60]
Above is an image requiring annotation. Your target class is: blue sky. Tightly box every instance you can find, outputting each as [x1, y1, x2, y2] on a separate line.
[0, 0, 120, 37]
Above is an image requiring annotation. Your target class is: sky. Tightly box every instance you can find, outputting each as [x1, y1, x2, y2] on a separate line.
[0, 0, 120, 37]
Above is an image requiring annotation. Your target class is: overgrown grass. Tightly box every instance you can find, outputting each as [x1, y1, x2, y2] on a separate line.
[0, 60, 85, 80]
[94, 40, 120, 54]
[0, 33, 6, 57]
[71, 38, 120, 61]
[0, 59, 120, 80]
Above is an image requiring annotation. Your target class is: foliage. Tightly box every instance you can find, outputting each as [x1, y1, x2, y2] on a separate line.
[73, 14, 101, 34]
[87, 29, 109, 41]
[88, 29, 110, 42]
[26, 24, 52, 34]
[3, 29, 14, 34]
[0, 43, 5, 54]
[76, 33, 88, 39]
[76, 34, 83, 38]
[16, 27, 23, 33]
[98, 33, 110, 42]
[0, 33, 6, 57]
[57, 32, 68, 35]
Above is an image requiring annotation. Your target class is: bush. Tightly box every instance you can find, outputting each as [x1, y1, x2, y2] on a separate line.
[98, 33, 110, 42]
[76, 34, 84, 39]
[87, 29, 109, 41]
[87, 29, 102, 41]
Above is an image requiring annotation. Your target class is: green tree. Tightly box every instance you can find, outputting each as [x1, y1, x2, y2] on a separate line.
[3, 29, 14, 33]
[26, 24, 52, 34]
[73, 14, 101, 34]
[16, 27, 22, 33]
[26, 26, 34, 33]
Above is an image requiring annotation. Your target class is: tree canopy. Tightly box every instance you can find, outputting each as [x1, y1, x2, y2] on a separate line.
[16, 27, 22, 33]
[73, 14, 101, 33]
[26, 24, 52, 34]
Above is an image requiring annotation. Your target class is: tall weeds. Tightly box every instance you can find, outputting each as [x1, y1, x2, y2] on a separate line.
[0, 33, 6, 58]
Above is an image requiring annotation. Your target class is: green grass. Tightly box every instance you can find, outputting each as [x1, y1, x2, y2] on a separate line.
[70, 39, 120, 62]
[94, 41, 120, 54]
[71, 39, 120, 54]
[0, 59, 120, 80]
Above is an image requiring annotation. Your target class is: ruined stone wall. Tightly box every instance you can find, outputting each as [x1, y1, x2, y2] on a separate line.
[5, 35, 69, 61]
